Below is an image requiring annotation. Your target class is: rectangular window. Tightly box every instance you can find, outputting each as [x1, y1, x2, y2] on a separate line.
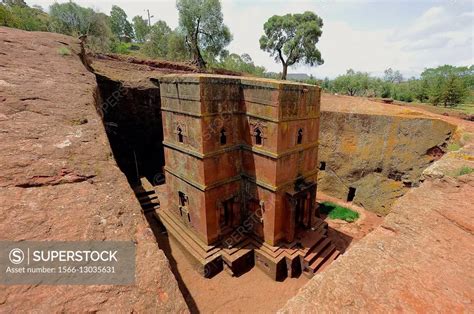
[178, 191, 187, 207]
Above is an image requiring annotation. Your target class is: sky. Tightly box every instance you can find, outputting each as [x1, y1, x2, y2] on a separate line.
[26, 0, 474, 79]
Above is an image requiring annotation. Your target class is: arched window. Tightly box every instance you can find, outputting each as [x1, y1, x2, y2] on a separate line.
[177, 126, 184, 143]
[255, 127, 262, 145]
[297, 128, 303, 144]
[220, 128, 227, 145]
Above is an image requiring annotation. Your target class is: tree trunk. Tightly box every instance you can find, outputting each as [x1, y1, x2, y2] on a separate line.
[193, 45, 206, 69]
[281, 64, 288, 80]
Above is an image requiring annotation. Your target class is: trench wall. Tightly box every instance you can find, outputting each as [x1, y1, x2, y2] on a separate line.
[318, 110, 456, 215]
[95, 75, 164, 184]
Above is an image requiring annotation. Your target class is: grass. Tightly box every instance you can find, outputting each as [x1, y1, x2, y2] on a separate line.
[58, 47, 71, 56]
[405, 101, 474, 117]
[454, 166, 474, 177]
[447, 142, 461, 151]
[463, 133, 473, 143]
[319, 202, 360, 222]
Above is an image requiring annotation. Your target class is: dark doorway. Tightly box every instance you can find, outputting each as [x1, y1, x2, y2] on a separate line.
[295, 194, 311, 228]
[220, 128, 227, 145]
[319, 161, 326, 170]
[347, 187, 356, 202]
[177, 127, 184, 143]
[220, 198, 234, 228]
[297, 128, 303, 144]
[255, 128, 262, 145]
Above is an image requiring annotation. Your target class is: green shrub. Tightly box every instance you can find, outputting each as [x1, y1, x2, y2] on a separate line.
[454, 166, 474, 176]
[447, 142, 461, 151]
[319, 202, 360, 222]
[111, 41, 131, 54]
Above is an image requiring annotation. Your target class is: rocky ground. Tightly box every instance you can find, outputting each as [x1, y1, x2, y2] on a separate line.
[318, 93, 457, 215]
[281, 97, 474, 313]
[2, 26, 473, 313]
[0, 27, 187, 312]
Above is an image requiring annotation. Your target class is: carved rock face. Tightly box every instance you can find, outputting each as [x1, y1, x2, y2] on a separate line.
[0, 27, 187, 312]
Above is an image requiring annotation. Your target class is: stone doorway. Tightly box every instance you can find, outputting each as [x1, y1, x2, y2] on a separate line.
[286, 182, 316, 242]
[295, 196, 310, 228]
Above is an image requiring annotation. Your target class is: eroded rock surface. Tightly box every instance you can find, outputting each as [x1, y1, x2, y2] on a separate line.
[281, 128, 474, 312]
[0, 27, 187, 312]
[318, 94, 456, 215]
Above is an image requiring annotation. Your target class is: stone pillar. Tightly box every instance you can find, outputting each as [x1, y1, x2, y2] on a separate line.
[287, 197, 297, 243]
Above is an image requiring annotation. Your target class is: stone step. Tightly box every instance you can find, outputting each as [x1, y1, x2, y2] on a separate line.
[156, 210, 220, 260]
[307, 243, 337, 273]
[303, 237, 331, 266]
[138, 194, 158, 203]
[311, 218, 327, 231]
[140, 176, 154, 191]
[134, 189, 154, 198]
[315, 249, 340, 274]
[159, 210, 219, 256]
[300, 232, 326, 256]
[222, 237, 253, 256]
[141, 199, 160, 208]
[249, 237, 286, 260]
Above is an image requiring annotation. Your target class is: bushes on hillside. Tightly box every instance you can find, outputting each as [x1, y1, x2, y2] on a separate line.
[324, 65, 473, 107]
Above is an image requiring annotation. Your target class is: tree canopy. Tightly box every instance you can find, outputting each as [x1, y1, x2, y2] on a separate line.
[215, 53, 266, 76]
[176, 0, 232, 68]
[384, 68, 403, 84]
[260, 11, 324, 80]
[0, 3, 48, 31]
[132, 15, 149, 43]
[332, 69, 370, 96]
[142, 20, 172, 58]
[49, 2, 96, 36]
[109, 5, 133, 41]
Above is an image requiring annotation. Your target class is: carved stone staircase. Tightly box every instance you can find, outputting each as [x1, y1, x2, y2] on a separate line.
[251, 218, 340, 280]
[134, 177, 341, 280]
[133, 177, 160, 213]
[157, 208, 223, 277]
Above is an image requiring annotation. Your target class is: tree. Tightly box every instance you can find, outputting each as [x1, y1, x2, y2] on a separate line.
[132, 15, 149, 43]
[87, 12, 114, 52]
[166, 31, 191, 61]
[218, 53, 266, 76]
[176, 0, 232, 68]
[0, 4, 20, 28]
[1, 1, 49, 31]
[110, 5, 133, 41]
[49, 2, 95, 35]
[422, 65, 471, 107]
[441, 75, 467, 107]
[383, 68, 403, 83]
[142, 20, 172, 58]
[412, 79, 429, 102]
[49, 3, 113, 52]
[332, 69, 369, 96]
[259, 11, 323, 80]
[2, 0, 27, 7]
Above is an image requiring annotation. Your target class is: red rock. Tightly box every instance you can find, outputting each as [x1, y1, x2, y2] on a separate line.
[0, 27, 187, 312]
[280, 144, 474, 312]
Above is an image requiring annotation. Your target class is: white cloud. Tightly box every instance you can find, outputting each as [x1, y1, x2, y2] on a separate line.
[297, 4, 473, 78]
